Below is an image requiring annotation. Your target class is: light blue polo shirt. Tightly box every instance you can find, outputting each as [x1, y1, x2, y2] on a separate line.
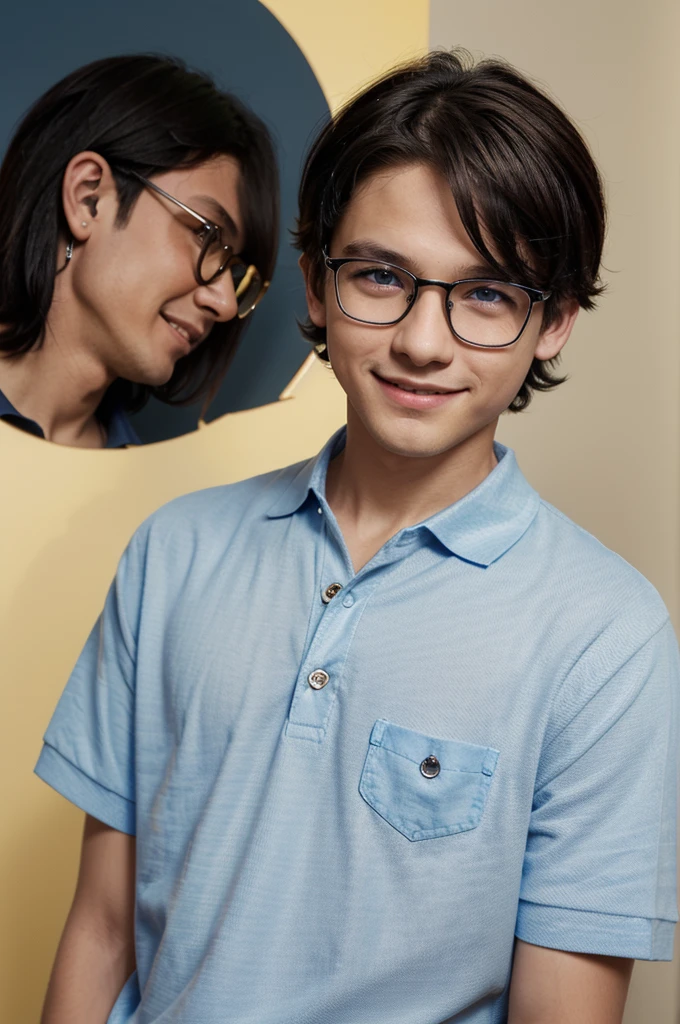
[36, 428, 679, 1024]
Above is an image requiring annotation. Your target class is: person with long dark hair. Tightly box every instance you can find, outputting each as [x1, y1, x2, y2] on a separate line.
[0, 54, 278, 447]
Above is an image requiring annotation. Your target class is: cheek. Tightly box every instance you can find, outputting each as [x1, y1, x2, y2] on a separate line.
[326, 323, 378, 383]
[325, 298, 388, 367]
[467, 345, 535, 404]
[104, 223, 197, 304]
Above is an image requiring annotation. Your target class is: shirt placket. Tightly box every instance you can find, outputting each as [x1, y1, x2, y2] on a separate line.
[286, 503, 421, 743]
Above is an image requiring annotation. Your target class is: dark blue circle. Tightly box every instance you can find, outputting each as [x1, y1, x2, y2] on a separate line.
[0, 0, 330, 443]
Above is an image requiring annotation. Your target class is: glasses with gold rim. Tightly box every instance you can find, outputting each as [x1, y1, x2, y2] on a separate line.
[126, 169, 269, 319]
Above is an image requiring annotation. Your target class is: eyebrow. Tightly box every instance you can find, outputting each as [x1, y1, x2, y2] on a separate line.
[339, 239, 504, 281]
[192, 195, 240, 243]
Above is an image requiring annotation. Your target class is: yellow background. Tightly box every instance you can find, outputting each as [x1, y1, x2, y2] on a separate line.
[0, 4, 428, 1019]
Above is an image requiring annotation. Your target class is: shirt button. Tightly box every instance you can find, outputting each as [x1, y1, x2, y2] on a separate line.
[308, 669, 330, 690]
[342, 594, 355, 608]
[322, 582, 343, 604]
[420, 755, 441, 778]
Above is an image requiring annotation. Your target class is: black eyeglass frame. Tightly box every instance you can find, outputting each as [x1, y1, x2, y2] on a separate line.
[323, 252, 552, 349]
[125, 170, 268, 318]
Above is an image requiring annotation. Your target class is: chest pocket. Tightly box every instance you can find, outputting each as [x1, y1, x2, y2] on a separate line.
[359, 719, 499, 841]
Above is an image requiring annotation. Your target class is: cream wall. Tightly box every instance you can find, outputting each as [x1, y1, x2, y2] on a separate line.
[429, 2, 680, 1021]
[0, 4, 428, 1021]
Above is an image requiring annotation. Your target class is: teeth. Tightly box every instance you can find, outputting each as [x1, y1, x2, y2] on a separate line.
[396, 382, 444, 395]
[167, 319, 190, 342]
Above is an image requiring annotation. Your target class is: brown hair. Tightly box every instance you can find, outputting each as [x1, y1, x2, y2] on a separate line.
[295, 49, 606, 411]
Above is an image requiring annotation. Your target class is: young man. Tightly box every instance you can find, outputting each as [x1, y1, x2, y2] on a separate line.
[36, 51, 677, 1023]
[0, 54, 277, 448]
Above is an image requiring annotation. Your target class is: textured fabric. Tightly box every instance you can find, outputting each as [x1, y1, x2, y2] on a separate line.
[0, 386, 140, 447]
[35, 428, 679, 1024]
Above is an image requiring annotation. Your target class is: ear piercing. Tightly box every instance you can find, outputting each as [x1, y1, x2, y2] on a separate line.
[63, 225, 88, 268]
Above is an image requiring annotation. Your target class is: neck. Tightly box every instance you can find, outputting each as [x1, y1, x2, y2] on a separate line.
[0, 300, 115, 449]
[325, 406, 498, 571]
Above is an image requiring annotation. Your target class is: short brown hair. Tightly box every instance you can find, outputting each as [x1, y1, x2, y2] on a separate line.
[295, 49, 606, 411]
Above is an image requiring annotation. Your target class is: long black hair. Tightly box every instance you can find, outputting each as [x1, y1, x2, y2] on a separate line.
[296, 49, 606, 411]
[0, 53, 279, 411]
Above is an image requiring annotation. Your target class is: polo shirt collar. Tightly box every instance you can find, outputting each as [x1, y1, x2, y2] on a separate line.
[266, 428, 346, 519]
[106, 406, 141, 448]
[267, 427, 540, 567]
[424, 443, 540, 565]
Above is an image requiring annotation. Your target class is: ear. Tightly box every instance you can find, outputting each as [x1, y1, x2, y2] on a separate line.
[61, 151, 118, 242]
[298, 253, 327, 328]
[533, 299, 580, 361]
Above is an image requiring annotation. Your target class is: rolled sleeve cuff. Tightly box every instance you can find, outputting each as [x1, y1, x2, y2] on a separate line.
[516, 899, 676, 961]
[35, 743, 136, 836]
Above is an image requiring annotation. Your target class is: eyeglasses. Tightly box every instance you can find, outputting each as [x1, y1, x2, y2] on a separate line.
[324, 253, 551, 349]
[128, 170, 269, 319]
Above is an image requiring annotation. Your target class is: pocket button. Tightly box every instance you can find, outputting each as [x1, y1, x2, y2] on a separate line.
[420, 755, 441, 778]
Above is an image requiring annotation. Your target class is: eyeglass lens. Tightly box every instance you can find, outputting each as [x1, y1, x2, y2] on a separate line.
[335, 260, 533, 347]
[199, 236, 264, 317]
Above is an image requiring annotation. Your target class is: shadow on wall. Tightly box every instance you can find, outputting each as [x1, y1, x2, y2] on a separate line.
[0, 0, 329, 443]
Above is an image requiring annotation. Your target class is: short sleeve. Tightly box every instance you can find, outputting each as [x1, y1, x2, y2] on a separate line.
[516, 615, 679, 960]
[34, 526, 149, 835]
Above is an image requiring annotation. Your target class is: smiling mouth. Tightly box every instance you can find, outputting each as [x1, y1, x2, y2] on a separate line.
[374, 372, 459, 396]
[162, 316, 192, 344]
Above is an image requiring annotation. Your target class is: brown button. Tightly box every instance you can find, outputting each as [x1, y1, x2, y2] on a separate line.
[308, 669, 330, 690]
[420, 755, 441, 779]
[322, 582, 343, 604]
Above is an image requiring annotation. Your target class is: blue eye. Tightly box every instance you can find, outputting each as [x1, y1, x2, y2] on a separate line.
[470, 286, 504, 304]
[356, 267, 402, 288]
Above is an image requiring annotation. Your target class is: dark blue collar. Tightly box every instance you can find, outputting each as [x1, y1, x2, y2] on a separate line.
[104, 404, 141, 448]
[0, 386, 140, 448]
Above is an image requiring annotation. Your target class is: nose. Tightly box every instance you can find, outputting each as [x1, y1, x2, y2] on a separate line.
[390, 284, 455, 367]
[194, 267, 239, 323]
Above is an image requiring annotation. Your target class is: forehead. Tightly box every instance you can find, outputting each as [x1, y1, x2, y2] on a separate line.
[332, 162, 484, 271]
[154, 156, 244, 248]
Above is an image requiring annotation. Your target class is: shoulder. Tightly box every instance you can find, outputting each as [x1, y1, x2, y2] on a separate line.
[130, 457, 310, 553]
[145, 456, 309, 532]
[530, 498, 670, 658]
[524, 505, 679, 786]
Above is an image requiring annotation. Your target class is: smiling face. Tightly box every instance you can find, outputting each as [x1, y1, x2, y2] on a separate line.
[58, 154, 245, 387]
[304, 162, 577, 462]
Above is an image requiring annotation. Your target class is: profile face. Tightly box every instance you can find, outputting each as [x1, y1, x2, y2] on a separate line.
[65, 155, 245, 389]
[305, 162, 571, 461]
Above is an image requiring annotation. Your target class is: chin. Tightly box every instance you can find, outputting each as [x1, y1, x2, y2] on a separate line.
[366, 420, 462, 460]
[383, 439, 460, 460]
[125, 360, 177, 389]
[360, 400, 500, 459]
[152, 365, 178, 387]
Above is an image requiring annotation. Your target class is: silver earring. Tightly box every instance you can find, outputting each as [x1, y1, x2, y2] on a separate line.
[81, 221, 88, 228]
[65, 238, 74, 263]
